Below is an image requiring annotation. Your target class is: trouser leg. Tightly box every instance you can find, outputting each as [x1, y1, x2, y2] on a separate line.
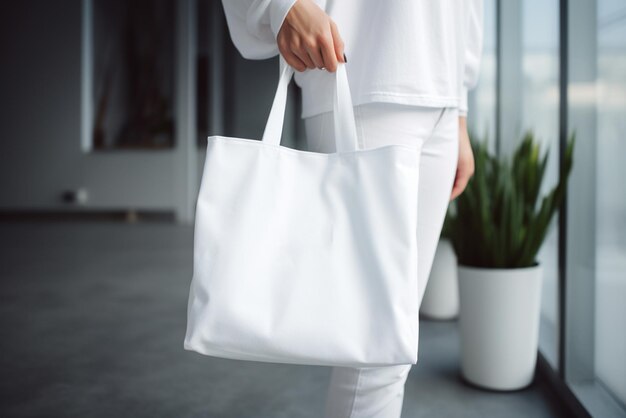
[323, 365, 412, 418]
[304, 103, 459, 418]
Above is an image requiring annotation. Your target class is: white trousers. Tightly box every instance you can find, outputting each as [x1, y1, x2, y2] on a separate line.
[303, 102, 460, 418]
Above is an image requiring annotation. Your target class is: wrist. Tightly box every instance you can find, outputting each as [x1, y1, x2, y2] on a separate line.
[271, 0, 300, 37]
[458, 115, 467, 129]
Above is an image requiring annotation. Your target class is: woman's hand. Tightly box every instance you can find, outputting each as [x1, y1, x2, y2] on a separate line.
[450, 116, 475, 201]
[277, 0, 345, 72]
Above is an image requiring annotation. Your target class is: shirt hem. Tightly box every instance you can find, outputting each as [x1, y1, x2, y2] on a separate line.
[300, 92, 461, 119]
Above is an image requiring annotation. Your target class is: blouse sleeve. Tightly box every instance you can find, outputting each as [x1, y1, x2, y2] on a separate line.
[221, 0, 299, 59]
[458, 0, 484, 117]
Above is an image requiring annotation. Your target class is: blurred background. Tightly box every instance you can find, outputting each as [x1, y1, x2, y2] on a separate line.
[0, 0, 624, 417]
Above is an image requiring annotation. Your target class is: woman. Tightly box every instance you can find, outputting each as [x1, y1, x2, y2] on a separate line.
[221, 0, 484, 416]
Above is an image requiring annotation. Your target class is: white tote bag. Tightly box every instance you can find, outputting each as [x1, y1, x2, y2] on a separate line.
[184, 56, 422, 367]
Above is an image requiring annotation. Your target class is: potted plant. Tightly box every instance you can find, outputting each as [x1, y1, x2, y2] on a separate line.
[447, 131, 575, 391]
[419, 217, 459, 320]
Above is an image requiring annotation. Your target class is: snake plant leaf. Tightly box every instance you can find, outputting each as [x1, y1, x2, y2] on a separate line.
[447, 131, 576, 268]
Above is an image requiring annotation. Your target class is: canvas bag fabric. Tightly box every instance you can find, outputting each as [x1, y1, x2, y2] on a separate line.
[184, 56, 422, 367]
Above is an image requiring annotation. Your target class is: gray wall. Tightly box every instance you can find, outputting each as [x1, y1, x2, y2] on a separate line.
[0, 1, 182, 212]
[0, 0, 301, 220]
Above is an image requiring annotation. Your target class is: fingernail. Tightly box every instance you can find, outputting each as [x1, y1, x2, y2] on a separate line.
[343, 53, 347, 63]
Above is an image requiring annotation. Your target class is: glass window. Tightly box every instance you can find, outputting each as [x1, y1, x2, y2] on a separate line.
[522, 0, 560, 368]
[469, 0, 497, 147]
[595, 0, 626, 405]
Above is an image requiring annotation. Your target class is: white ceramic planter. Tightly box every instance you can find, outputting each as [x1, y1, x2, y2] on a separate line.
[458, 263, 542, 391]
[420, 238, 459, 320]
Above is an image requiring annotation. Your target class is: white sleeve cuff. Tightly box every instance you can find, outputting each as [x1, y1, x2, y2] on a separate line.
[270, 0, 299, 38]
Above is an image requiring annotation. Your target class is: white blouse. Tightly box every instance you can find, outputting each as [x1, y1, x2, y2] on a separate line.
[221, 0, 484, 119]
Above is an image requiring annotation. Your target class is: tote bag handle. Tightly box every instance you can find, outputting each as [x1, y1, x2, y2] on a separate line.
[261, 55, 359, 152]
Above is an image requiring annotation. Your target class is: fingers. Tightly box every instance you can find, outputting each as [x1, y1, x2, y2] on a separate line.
[450, 180, 464, 201]
[449, 164, 473, 201]
[293, 47, 316, 70]
[457, 174, 470, 193]
[281, 49, 307, 72]
[288, 32, 316, 69]
[278, 27, 309, 72]
[319, 36, 338, 72]
[330, 21, 345, 63]
[449, 172, 460, 201]
[305, 42, 326, 69]
[318, 20, 346, 72]
[277, 18, 346, 73]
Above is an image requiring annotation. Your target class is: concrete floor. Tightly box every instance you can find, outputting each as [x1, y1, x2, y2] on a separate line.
[0, 220, 568, 417]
